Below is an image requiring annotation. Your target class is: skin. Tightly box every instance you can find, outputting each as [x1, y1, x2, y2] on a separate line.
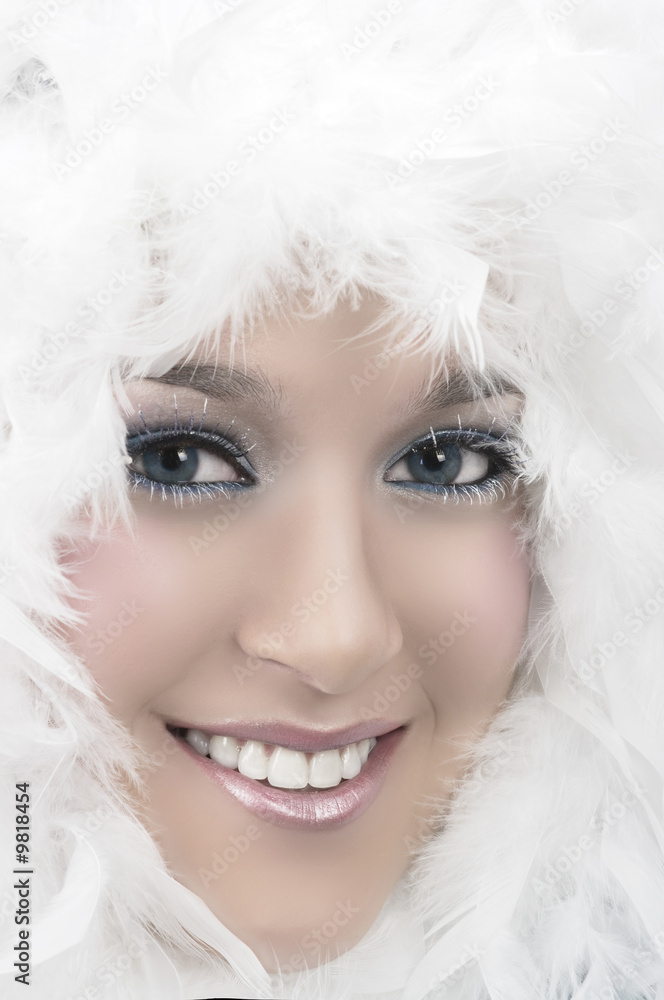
[58, 297, 531, 974]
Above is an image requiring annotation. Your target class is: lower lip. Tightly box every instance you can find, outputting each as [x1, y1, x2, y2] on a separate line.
[178, 728, 406, 830]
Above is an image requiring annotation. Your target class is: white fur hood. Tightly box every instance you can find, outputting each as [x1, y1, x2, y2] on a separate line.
[1, 1, 664, 997]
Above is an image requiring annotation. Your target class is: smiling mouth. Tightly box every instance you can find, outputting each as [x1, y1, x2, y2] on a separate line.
[167, 722, 407, 829]
[169, 725, 378, 790]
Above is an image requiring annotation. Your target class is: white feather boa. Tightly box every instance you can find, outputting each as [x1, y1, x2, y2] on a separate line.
[0, 0, 664, 997]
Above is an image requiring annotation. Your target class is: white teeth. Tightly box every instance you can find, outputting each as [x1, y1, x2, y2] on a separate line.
[340, 743, 362, 779]
[209, 734, 239, 768]
[185, 729, 210, 756]
[267, 747, 309, 789]
[186, 729, 380, 789]
[309, 749, 343, 788]
[237, 740, 269, 779]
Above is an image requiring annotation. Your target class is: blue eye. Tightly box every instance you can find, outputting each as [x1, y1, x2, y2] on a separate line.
[124, 406, 521, 507]
[125, 425, 256, 501]
[385, 428, 520, 501]
[404, 441, 465, 485]
[141, 444, 200, 483]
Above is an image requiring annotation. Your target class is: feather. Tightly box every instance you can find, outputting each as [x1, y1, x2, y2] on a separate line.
[1, 0, 663, 997]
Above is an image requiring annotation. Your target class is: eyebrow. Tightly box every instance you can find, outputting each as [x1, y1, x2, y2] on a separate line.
[146, 361, 520, 415]
[399, 367, 522, 419]
[145, 363, 282, 411]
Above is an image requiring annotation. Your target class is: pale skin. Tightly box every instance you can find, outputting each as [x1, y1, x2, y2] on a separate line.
[58, 298, 531, 973]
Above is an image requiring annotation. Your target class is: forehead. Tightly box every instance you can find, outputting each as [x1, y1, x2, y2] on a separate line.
[157, 297, 520, 419]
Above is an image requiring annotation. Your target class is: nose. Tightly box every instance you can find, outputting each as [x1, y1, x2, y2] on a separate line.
[233, 477, 403, 695]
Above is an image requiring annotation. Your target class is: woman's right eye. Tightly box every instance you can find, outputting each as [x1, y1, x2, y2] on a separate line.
[125, 426, 257, 500]
[129, 442, 251, 486]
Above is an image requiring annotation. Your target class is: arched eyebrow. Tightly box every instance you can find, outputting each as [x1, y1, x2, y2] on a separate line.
[144, 363, 283, 411]
[146, 361, 520, 416]
[399, 368, 522, 419]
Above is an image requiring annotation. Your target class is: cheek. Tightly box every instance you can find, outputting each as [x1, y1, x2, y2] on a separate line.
[399, 515, 530, 729]
[58, 519, 221, 721]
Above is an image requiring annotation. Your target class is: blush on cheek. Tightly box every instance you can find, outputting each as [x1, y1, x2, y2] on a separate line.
[419, 526, 530, 728]
[466, 530, 531, 667]
[58, 513, 248, 725]
[57, 529, 184, 713]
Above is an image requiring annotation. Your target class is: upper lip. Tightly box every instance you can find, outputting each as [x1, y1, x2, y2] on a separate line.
[166, 718, 405, 753]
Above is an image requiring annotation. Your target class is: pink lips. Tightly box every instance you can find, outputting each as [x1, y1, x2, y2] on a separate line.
[170, 718, 402, 753]
[176, 726, 406, 830]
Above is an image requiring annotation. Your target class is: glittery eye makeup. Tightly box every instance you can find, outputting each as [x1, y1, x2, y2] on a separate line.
[71, 295, 535, 978]
[384, 421, 523, 503]
[125, 398, 258, 503]
[124, 390, 523, 507]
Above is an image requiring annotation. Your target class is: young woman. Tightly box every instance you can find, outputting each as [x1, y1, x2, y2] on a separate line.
[1, 1, 663, 998]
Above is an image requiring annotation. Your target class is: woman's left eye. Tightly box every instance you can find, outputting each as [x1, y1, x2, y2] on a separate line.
[385, 430, 513, 493]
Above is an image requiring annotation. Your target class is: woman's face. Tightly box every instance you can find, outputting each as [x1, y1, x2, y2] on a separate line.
[59, 299, 530, 973]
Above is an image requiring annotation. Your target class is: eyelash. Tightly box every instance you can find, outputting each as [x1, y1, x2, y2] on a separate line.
[124, 403, 523, 506]
[385, 423, 523, 504]
[125, 401, 257, 505]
